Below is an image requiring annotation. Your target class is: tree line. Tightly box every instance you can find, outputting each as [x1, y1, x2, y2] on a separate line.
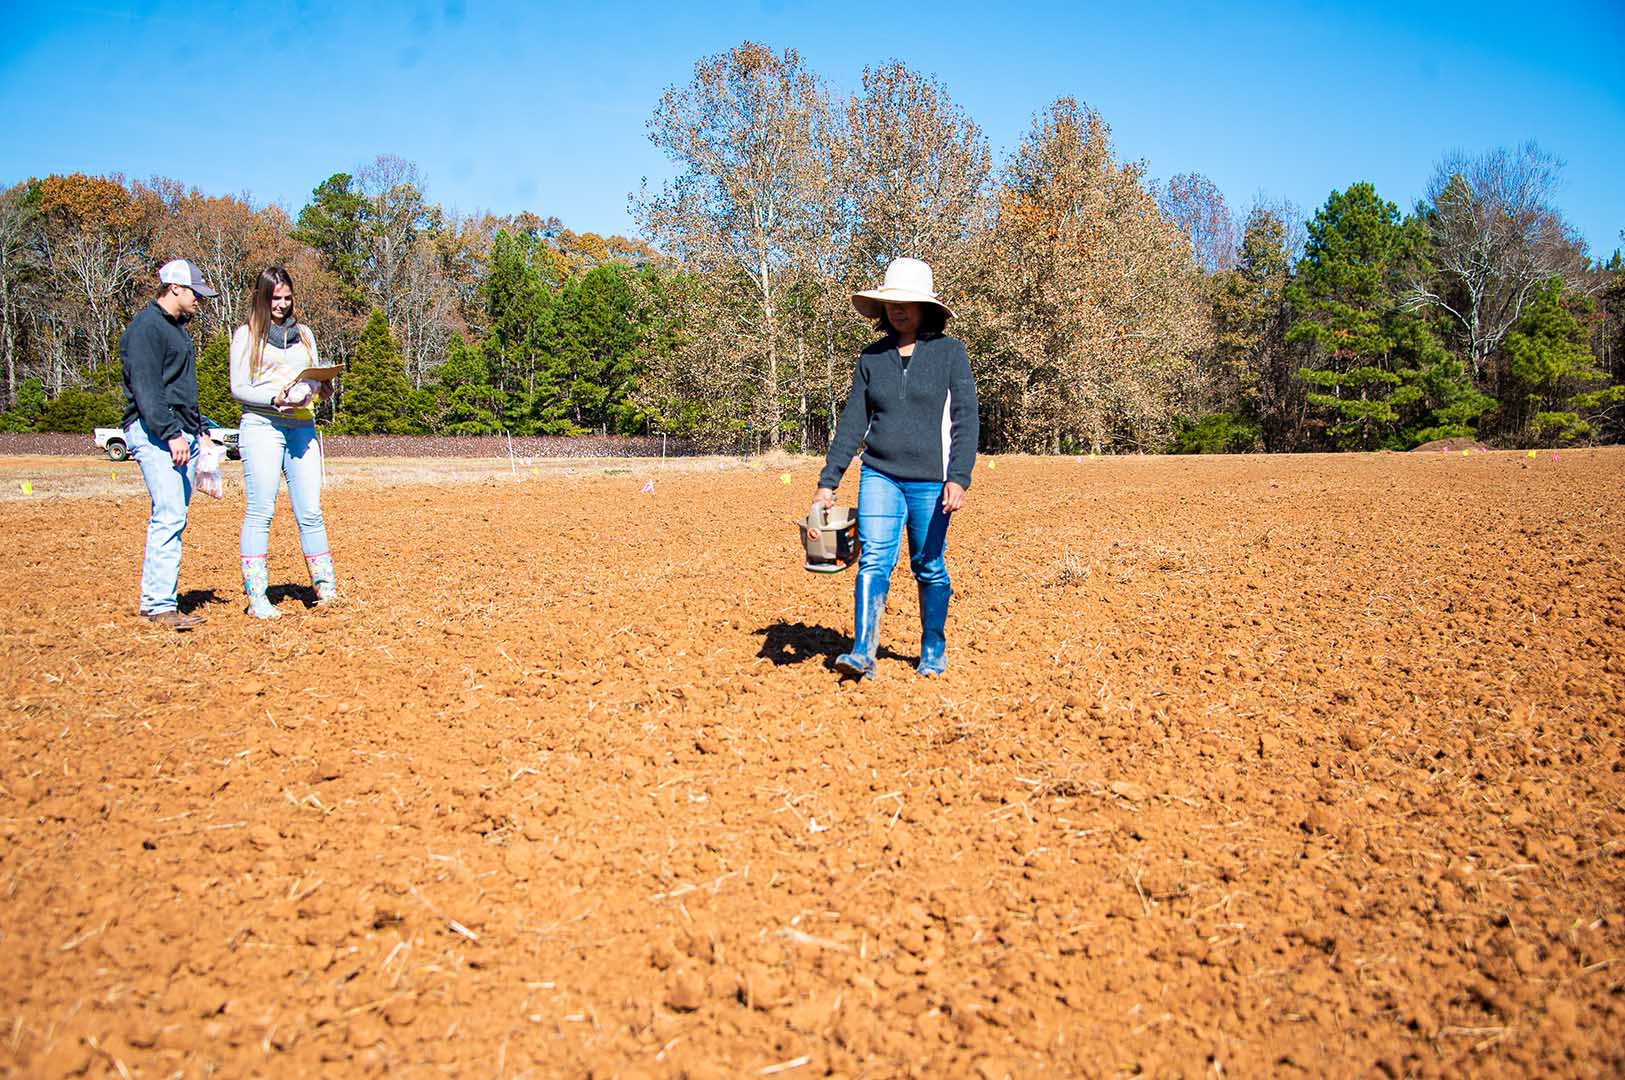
[1, 43, 1620, 451]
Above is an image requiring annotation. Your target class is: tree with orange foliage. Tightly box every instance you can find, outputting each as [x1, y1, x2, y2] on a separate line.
[33, 173, 152, 385]
[970, 100, 1208, 452]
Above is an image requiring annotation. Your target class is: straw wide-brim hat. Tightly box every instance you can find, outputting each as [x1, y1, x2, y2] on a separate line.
[852, 257, 954, 320]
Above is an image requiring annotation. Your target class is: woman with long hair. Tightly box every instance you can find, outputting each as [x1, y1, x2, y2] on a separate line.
[229, 266, 338, 618]
[814, 257, 978, 678]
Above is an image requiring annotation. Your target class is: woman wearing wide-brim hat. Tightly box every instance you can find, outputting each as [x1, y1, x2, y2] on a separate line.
[814, 257, 978, 679]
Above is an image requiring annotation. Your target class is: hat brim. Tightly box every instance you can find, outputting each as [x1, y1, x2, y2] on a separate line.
[852, 288, 953, 320]
[193, 284, 219, 299]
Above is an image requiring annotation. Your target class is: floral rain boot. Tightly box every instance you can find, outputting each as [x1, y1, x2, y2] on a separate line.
[241, 555, 279, 619]
[305, 551, 338, 605]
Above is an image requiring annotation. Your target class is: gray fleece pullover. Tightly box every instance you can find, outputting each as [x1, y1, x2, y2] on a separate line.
[119, 300, 201, 440]
[819, 332, 978, 491]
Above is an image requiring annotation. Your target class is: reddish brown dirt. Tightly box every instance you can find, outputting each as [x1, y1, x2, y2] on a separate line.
[2, 450, 1622, 1079]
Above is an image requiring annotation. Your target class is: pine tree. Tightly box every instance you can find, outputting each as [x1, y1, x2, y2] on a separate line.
[333, 310, 414, 434]
[1288, 183, 1480, 449]
[291, 174, 369, 313]
[195, 331, 240, 425]
[1211, 207, 1299, 450]
[547, 264, 641, 434]
[1499, 279, 1624, 444]
[427, 333, 503, 435]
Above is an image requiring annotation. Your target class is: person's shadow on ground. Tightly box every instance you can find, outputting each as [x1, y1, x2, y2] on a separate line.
[267, 583, 320, 608]
[754, 621, 913, 672]
[177, 588, 226, 614]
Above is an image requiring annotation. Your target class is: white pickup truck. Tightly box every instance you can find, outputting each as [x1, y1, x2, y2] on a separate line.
[95, 417, 241, 461]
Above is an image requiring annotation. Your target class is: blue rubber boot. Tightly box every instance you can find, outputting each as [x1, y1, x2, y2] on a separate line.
[916, 582, 950, 676]
[835, 574, 888, 679]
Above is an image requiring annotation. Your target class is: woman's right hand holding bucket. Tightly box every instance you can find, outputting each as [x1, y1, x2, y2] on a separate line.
[810, 487, 836, 541]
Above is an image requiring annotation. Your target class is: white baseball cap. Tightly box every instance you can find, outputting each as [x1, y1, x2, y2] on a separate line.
[158, 259, 219, 298]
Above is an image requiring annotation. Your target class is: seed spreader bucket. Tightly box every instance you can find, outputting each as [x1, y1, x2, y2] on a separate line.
[796, 503, 859, 573]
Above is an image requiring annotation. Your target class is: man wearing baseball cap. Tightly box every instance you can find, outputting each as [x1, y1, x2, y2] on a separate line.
[119, 259, 220, 630]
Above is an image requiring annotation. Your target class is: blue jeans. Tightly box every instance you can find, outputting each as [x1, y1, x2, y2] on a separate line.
[239, 413, 330, 558]
[855, 465, 951, 593]
[128, 419, 198, 614]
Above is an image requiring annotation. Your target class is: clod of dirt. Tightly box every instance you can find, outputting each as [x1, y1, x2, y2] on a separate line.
[1258, 732, 1282, 758]
[1545, 994, 1582, 1038]
[706, 970, 741, 1000]
[665, 970, 706, 1012]
[740, 964, 789, 1010]
[1109, 780, 1148, 802]
[347, 1015, 385, 1048]
[1305, 806, 1341, 834]
[975, 1057, 1016, 1080]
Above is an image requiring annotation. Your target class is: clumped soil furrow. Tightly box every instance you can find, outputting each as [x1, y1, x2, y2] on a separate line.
[2, 450, 1621, 1078]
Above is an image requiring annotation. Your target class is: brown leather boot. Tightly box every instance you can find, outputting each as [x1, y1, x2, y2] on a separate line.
[143, 611, 204, 631]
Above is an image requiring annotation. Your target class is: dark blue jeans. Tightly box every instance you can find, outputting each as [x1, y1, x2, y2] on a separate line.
[855, 465, 951, 591]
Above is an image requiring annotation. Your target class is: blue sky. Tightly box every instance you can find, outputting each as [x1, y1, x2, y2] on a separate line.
[2, 0, 1621, 258]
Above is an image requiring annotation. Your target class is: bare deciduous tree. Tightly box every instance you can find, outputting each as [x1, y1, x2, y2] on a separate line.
[633, 42, 830, 447]
[1407, 141, 1589, 376]
[1156, 172, 1237, 274]
[33, 174, 149, 389]
[843, 62, 992, 283]
[0, 184, 37, 405]
[355, 155, 453, 383]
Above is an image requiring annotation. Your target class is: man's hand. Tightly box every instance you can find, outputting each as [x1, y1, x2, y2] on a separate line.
[318, 378, 338, 403]
[941, 482, 966, 513]
[167, 434, 191, 467]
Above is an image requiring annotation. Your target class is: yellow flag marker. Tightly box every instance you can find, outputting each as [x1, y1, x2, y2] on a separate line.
[779, 472, 792, 484]
[20, 482, 33, 495]
[987, 460, 996, 470]
[1526, 450, 1537, 458]
[1461, 449, 1471, 456]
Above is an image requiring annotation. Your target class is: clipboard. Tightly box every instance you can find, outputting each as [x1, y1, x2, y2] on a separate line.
[293, 365, 344, 383]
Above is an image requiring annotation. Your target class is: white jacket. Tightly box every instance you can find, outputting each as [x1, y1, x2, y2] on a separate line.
[230, 323, 320, 423]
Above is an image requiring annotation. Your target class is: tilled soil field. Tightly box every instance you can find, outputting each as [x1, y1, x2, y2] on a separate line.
[2, 450, 1622, 1079]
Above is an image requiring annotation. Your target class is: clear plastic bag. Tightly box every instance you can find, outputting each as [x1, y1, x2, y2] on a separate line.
[196, 440, 226, 500]
[282, 379, 320, 407]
